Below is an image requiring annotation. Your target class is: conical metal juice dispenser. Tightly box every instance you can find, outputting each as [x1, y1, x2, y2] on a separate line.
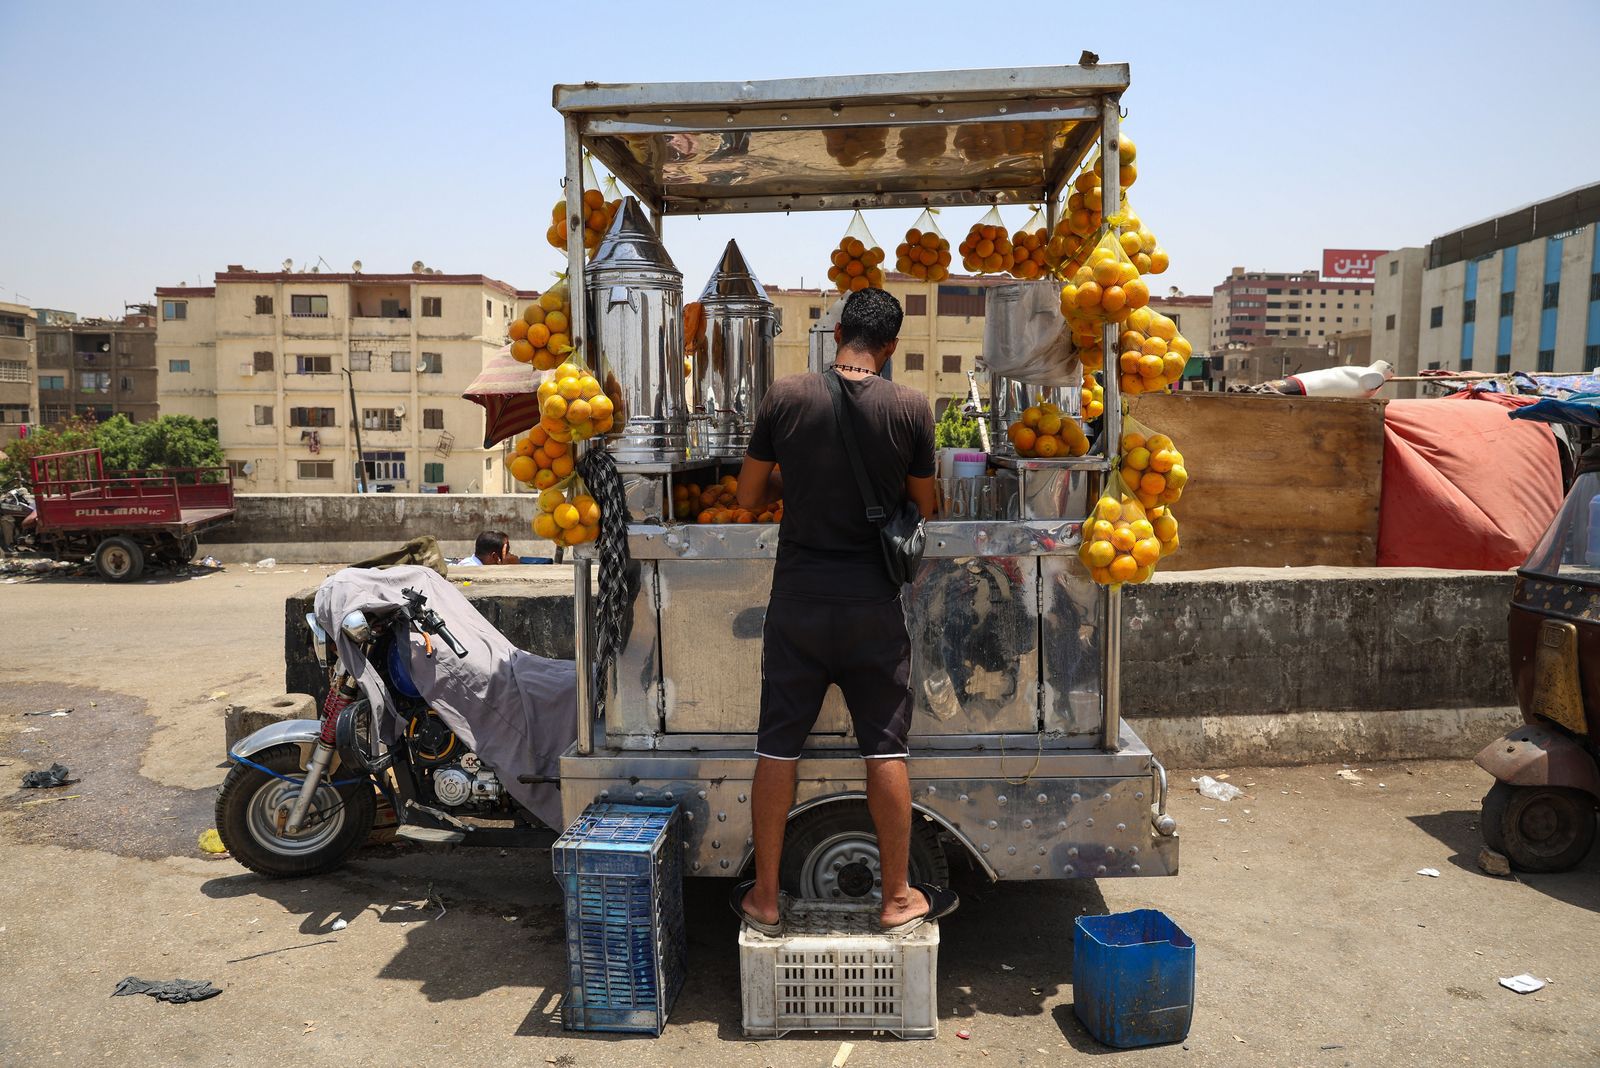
[695, 240, 779, 458]
[584, 197, 687, 464]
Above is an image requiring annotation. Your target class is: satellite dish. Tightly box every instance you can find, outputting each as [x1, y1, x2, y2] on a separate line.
[282, 258, 293, 272]
[310, 265, 320, 273]
[412, 260, 425, 273]
[352, 260, 362, 273]
[392, 404, 406, 418]
[241, 461, 255, 476]
[100, 342, 111, 352]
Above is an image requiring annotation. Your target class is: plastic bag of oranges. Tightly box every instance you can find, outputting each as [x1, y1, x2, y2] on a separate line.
[531, 477, 602, 548]
[1114, 307, 1193, 397]
[959, 206, 1016, 275]
[536, 358, 616, 445]
[510, 278, 574, 371]
[1010, 207, 1050, 280]
[509, 423, 577, 492]
[1005, 396, 1090, 459]
[1114, 418, 1190, 511]
[895, 209, 952, 283]
[1112, 200, 1169, 277]
[1081, 372, 1105, 421]
[1058, 230, 1149, 326]
[828, 211, 886, 293]
[1079, 483, 1158, 587]
[544, 158, 619, 258]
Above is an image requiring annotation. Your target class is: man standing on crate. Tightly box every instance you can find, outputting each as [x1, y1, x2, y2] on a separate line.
[732, 287, 960, 935]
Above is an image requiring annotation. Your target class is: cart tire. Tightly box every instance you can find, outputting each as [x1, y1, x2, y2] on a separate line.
[216, 745, 376, 878]
[93, 536, 145, 582]
[174, 534, 200, 563]
[1481, 781, 1597, 873]
[780, 801, 950, 902]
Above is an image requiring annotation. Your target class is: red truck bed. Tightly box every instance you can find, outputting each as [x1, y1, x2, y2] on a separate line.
[29, 449, 235, 535]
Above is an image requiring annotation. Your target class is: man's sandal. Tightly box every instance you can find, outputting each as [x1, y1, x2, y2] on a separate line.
[880, 883, 960, 935]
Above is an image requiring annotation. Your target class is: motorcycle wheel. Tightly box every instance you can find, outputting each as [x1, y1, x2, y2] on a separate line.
[1481, 781, 1598, 873]
[216, 744, 376, 877]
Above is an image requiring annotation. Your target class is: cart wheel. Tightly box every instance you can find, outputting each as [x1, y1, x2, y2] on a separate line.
[1481, 781, 1598, 873]
[175, 534, 200, 563]
[780, 801, 950, 902]
[93, 536, 145, 582]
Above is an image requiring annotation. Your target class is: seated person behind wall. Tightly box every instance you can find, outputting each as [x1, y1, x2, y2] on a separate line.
[458, 530, 514, 566]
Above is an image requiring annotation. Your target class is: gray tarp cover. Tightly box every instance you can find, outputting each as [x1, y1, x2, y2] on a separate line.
[314, 565, 576, 828]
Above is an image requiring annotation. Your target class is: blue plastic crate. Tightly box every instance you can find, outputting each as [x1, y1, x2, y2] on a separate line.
[552, 802, 687, 1035]
[1072, 909, 1195, 1048]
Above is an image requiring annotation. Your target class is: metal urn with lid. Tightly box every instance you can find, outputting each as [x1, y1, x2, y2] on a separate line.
[584, 196, 687, 464]
[695, 240, 779, 458]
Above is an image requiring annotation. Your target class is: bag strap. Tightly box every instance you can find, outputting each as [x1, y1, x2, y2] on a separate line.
[824, 368, 886, 525]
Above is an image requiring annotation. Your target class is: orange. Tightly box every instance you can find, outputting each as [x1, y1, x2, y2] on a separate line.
[1133, 564, 1154, 584]
[1159, 486, 1183, 504]
[533, 469, 557, 490]
[577, 375, 601, 399]
[1130, 518, 1155, 540]
[533, 513, 559, 539]
[1165, 465, 1189, 490]
[1037, 412, 1063, 436]
[567, 399, 591, 423]
[1131, 538, 1161, 567]
[508, 455, 536, 483]
[1109, 556, 1138, 584]
[1169, 336, 1192, 359]
[1119, 467, 1140, 491]
[1145, 433, 1173, 453]
[562, 525, 589, 546]
[510, 340, 534, 363]
[1020, 406, 1043, 429]
[1091, 566, 1113, 585]
[542, 395, 567, 420]
[543, 437, 569, 458]
[1149, 249, 1170, 273]
[1075, 282, 1103, 308]
[1119, 231, 1143, 256]
[525, 324, 550, 349]
[1091, 519, 1116, 542]
[538, 488, 565, 512]
[594, 414, 615, 433]
[1084, 540, 1116, 568]
[508, 319, 529, 342]
[523, 303, 546, 327]
[849, 276, 869, 292]
[533, 450, 552, 470]
[553, 503, 580, 530]
[1034, 434, 1060, 458]
[1124, 446, 1151, 471]
[1138, 354, 1165, 379]
[544, 310, 569, 335]
[558, 376, 583, 401]
[1141, 336, 1168, 357]
[514, 436, 535, 457]
[1123, 278, 1150, 309]
[696, 510, 714, 524]
[1163, 354, 1187, 381]
[552, 454, 574, 478]
[1095, 497, 1122, 522]
[1161, 534, 1180, 556]
[589, 395, 614, 419]
[539, 290, 564, 312]
[1111, 526, 1136, 551]
[527, 424, 549, 446]
[1101, 285, 1126, 312]
[1092, 259, 1120, 287]
[1150, 449, 1178, 473]
[1136, 489, 1159, 509]
[1149, 315, 1177, 342]
[1153, 515, 1179, 542]
[582, 188, 604, 211]
[1013, 427, 1037, 454]
[575, 496, 601, 526]
[1139, 471, 1167, 495]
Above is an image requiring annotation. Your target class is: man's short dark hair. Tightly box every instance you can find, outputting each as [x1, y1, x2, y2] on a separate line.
[475, 530, 509, 560]
[838, 288, 903, 352]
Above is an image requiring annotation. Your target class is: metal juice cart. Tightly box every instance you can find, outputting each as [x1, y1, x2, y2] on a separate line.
[551, 64, 1179, 897]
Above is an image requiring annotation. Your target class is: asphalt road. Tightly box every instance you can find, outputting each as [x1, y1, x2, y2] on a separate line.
[2, 564, 1598, 1067]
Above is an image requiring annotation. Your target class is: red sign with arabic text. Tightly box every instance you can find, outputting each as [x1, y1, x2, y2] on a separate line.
[1322, 249, 1388, 280]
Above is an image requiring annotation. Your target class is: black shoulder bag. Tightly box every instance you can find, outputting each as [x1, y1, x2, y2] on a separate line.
[824, 369, 927, 586]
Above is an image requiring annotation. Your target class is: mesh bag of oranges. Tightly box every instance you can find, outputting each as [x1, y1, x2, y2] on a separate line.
[1112, 200, 1170, 277]
[1079, 484, 1159, 587]
[828, 211, 886, 293]
[1114, 307, 1194, 397]
[544, 160, 621, 258]
[531, 479, 602, 548]
[959, 206, 1016, 275]
[1010, 207, 1050, 280]
[1115, 419, 1190, 511]
[508, 423, 577, 492]
[536, 358, 616, 445]
[509, 278, 573, 371]
[1058, 230, 1150, 327]
[895, 209, 952, 283]
[1005, 397, 1090, 459]
[1081, 372, 1105, 421]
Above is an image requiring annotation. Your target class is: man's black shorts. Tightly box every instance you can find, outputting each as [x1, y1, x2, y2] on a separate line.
[756, 593, 913, 760]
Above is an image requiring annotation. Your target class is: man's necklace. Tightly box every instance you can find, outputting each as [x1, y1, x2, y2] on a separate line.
[834, 363, 876, 376]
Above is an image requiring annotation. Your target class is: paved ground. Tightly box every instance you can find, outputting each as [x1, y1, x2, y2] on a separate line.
[2, 565, 1598, 1067]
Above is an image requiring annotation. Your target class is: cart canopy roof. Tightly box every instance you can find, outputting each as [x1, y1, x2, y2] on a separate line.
[554, 65, 1128, 216]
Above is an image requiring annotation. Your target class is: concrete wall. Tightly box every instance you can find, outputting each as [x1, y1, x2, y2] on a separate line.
[282, 565, 1521, 766]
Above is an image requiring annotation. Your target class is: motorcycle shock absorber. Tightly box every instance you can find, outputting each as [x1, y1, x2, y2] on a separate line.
[286, 675, 358, 834]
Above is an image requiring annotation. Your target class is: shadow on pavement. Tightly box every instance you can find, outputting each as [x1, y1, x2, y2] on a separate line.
[1408, 808, 1600, 913]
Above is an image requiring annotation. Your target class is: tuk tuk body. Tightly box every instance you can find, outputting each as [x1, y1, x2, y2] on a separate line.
[1478, 445, 1600, 870]
[550, 65, 1179, 895]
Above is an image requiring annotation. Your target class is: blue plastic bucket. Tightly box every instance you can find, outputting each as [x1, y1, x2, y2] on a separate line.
[1072, 909, 1195, 1048]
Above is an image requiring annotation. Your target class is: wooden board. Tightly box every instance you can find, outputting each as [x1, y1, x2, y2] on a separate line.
[1127, 392, 1386, 570]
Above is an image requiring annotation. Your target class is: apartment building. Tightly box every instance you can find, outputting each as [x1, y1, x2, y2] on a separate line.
[1378, 182, 1600, 380]
[156, 267, 520, 494]
[1211, 268, 1372, 351]
[0, 300, 38, 443]
[36, 308, 158, 426]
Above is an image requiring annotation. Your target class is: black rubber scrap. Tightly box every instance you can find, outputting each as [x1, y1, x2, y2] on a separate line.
[112, 977, 222, 1004]
[20, 763, 76, 788]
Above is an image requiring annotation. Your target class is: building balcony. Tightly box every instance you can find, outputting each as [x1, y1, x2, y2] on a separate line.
[349, 317, 416, 341]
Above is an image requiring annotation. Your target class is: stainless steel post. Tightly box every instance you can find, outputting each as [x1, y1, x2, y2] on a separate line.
[1099, 94, 1123, 752]
[563, 114, 595, 754]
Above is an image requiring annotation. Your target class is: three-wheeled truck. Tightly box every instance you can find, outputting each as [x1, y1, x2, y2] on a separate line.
[13, 448, 235, 580]
[546, 64, 1180, 898]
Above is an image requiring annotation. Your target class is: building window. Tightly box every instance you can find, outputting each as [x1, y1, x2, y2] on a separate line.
[1462, 299, 1476, 323]
[349, 351, 372, 371]
[297, 461, 335, 480]
[290, 294, 329, 318]
[1427, 361, 1441, 370]
[423, 408, 444, 430]
[903, 352, 924, 371]
[1499, 292, 1514, 317]
[0, 360, 26, 382]
[1590, 273, 1600, 302]
[0, 404, 29, 424]
[419, 352, 442, 374]
[227, 460, 250, 480]
[1537, 349, 1555, 372]
[254, 350, 274, 372]
[1389, 260, 1399, 276]
[904, 294, 928, 316]
[255, 295, 273, 315]
[1460, 356, 1473, 372]
[363, 450, 406, 482]
[1495, 352, 1511, 373]
[486, 299, 494, 316]
[289, 406, 336, 427]
[1385, 314, 1396, 331]
[363, 408, 402, 432]
[941, 353, 961, 373]
[0, 313, 26, 337]
[79, 371, 111, 393]
[295, 355, 332, 374]
[936, 284, 986, 318]
[253, 405, 274, 426]
[424, 462, 446, 484]
[39, 374, 65, 391]
[168, 359, 191, 373]
[1543, 282, 1560, 310]
[391, 351, 411, 372]
[161, 300, 187, 321]
[808, 306, 822, 320]
[1587, 345, 1600, 372]
[1429, 306, 1443, 328]
[421, 297, 442, 317]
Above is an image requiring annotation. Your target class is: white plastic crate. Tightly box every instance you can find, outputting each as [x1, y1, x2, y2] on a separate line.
[739, 900, 939, 1040]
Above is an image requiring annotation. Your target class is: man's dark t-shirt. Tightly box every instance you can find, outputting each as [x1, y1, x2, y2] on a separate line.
[746, 370, 936, 604]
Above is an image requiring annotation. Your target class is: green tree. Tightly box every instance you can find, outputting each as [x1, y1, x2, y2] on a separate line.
[934, 396, 984, 450]
[0, 417, 98, 485]
[0, 414, 224, 486]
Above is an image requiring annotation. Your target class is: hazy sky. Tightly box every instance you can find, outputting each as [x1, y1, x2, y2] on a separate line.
[3, 1, 1597, 317]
